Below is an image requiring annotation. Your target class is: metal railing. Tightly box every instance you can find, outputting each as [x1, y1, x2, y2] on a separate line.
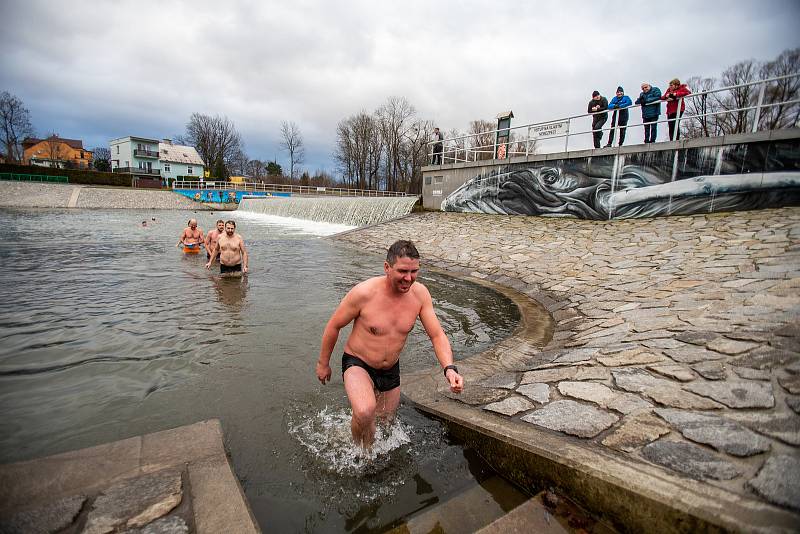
[171, 180, 418, 197]
[0, 172, 69, 183]
[113, 167, 161, 175]
[428, 73, 800, 165]
[133, 148, 159, 158]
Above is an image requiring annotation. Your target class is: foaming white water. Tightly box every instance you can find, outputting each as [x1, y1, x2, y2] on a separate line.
[288, 406, 411, 476]
[233, 211, 356, 236]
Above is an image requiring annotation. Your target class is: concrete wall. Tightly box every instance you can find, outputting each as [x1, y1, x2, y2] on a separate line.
[423, 129, 800, 218]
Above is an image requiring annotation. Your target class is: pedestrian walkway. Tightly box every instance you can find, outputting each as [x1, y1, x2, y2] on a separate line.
[333, 207, 800, 532]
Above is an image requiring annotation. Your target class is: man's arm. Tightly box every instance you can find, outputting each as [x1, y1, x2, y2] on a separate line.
[177, 229, 188, 247]
[316, 286, 363, 384]
[418, 285, 464, 393]
[205, 238, 220, 268]
[239, 237, 248, 273]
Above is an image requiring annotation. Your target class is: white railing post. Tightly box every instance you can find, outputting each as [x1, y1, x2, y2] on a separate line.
[564, 119, 571, 152]
[752, 80, 767, 133]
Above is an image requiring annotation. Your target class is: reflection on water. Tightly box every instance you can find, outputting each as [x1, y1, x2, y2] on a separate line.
[0, 208, 522, 532]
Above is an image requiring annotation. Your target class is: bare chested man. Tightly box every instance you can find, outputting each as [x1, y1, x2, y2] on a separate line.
[316, 240, 464, 449]
[204, 219, 226, 260]
[177, 218, 204, 251]
[205, 220, 248, 275]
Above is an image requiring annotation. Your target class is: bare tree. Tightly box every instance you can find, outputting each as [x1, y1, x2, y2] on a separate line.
[0, 91, 34, 163]
[377, 97, 415, 192]
[280, 120, 305, 179]
[247, 159, 266, 181]
[181, 113, 243, 180]
[716, 60, 759, 134]
[758, 47, 800, 130]
[467, 120, 495, 161]
[681, 76, 719, 139]
[227, 148, 249, 177]
[334, 112, 381, 189]
[92, 146, 111, 172]
[44, 133, 65, 168]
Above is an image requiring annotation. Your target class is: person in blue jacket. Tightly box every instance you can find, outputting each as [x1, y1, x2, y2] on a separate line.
[635, 82, 662, 143]
[605, 86, 633, 147]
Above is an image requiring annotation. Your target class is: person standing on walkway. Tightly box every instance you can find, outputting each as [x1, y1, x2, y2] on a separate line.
[635, 83, 662, 143]
[605, 86, 633, 147]
[431, 127, 444, 165]
[588, 91, 609, 148]
[316, 240, 463, 450]
[661, 78, 691, 141]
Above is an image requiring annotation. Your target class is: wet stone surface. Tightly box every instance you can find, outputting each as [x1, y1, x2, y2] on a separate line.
[0, 495, 86, 534]
[747, 455, 800, 511]
[654, 409, 771, 457]
[641, 440, 742, 480]
[684, 380, 775, 409]
[483, 395, 534, 416]
[521, 400, 619, 438]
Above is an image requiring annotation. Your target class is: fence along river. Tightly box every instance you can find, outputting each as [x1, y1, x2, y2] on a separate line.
[237, 195, 420, 227]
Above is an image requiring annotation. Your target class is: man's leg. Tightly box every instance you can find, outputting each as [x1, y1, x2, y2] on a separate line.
[618, 117, 628, 146]
[606, 112, 617, 147]
[375, 386, 401, 426]
[343, 367, 377, 449]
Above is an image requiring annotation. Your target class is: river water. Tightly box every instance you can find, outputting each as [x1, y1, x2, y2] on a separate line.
[0, 207, 522, 532]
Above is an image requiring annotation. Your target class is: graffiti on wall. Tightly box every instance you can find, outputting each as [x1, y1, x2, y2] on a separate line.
[441, 140, 800, 219]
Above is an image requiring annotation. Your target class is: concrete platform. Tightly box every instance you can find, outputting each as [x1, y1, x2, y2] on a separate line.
[333, 207, 800, 533]
[0, 419, 259, 533]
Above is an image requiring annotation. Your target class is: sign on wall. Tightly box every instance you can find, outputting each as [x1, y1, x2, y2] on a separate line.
[530, 121, 569, 139]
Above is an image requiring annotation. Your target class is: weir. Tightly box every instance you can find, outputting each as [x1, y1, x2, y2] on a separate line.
[237, 195, 419, 226]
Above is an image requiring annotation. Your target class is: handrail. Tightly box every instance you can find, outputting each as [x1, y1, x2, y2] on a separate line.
[429, 72, 800, 163]
[171, 180, 419, 198]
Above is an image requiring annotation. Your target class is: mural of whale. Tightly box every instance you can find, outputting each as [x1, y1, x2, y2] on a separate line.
[441, 163, 800, 220]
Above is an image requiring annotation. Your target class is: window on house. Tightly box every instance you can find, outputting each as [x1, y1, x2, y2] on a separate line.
[425, 176, 432, 185]
[125, 161, 129, 167]
[434, 176, 444, 183]
[80, 151, 84, 159]
[137, 143, 143, 150]
[187, 166, 193, 174]
[164, 163, 171, 172]
[116, 146, 120, 154]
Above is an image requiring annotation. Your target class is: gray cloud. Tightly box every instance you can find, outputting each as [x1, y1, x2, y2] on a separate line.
[1, 0, 798, 174]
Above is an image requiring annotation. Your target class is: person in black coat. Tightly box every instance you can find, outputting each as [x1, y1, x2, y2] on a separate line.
[588, 90, 609, 148]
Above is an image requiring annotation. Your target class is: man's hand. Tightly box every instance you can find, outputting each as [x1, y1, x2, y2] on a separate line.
[316, 361, 332, 385]
[205, 261, 211, 270]
[243, 265, 248, 273]
[445, 368, 464, 394]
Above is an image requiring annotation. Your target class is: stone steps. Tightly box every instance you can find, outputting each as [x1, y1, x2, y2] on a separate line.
[386, 475, 537, 534]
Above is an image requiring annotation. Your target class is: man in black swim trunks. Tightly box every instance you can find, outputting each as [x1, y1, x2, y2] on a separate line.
[205, 220, 248, 275]
[316, 240, 463, 449]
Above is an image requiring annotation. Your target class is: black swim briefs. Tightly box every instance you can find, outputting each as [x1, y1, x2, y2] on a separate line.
[220, 263, 242, 274]
[342, 352, 400, 392]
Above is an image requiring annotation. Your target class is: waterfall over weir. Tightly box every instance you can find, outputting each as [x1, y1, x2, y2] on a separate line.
[237, 196, 419, 227]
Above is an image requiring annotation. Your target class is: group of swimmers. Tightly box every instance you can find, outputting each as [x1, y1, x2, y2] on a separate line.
[177, 218, 249, 275]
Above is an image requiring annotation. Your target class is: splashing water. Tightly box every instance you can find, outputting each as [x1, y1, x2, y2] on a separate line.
[288, 405, 412, 477]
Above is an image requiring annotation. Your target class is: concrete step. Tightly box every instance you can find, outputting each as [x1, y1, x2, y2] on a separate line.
[387, 475, 529, 534]
[476, 493, 570, 534]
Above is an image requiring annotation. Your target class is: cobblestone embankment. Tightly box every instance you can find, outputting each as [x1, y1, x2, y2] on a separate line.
[0, 181, 206, 210]
[333, 208, 800, 532]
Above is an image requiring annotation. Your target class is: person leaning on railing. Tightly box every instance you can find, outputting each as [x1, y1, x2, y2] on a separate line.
[588, 90, 609, 148]
[605, 86, 632, 147]
[635, 82, 662, 143]
[661, 78, 691, 141]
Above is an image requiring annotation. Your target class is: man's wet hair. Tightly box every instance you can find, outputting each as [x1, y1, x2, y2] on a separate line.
[216, 219, 225, 224]
[226, 220, 236, 228]
[386, 240, 419, 266]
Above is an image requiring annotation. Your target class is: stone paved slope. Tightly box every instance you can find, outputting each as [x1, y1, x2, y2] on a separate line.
[0, 181, 204, 209]
[333, 208, 800, 530]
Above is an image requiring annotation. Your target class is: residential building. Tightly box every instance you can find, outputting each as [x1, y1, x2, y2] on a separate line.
[22, 135, 93, 169]
[159, 139, 204, 182]
[110, 136, 161, 180]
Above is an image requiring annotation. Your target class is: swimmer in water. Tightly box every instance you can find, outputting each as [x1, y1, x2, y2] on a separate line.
[177, 218, 204, 249]
[205, 220, 248, 275]
[316, 240, 463, 450]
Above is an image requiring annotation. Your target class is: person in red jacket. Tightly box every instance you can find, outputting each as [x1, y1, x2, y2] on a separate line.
[662, 78, 691, 141]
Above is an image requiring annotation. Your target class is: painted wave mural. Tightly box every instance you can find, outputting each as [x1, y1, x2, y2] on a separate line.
[441, 140, 800, 219]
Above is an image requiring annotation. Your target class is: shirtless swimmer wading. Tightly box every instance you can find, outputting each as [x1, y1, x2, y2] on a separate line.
[316, 240, 464, 449]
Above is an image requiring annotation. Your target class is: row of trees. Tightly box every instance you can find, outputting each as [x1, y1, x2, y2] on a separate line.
[682, 47, 799, 138]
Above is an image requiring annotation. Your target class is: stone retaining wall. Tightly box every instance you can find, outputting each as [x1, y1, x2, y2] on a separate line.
[0, 181, 205, 210]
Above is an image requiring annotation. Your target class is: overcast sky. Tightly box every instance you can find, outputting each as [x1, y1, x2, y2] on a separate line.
[1, 0, 798, 175]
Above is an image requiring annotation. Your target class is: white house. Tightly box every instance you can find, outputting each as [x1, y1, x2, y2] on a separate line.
[159, 140, 204, 182]
[110, 136, 161, 180]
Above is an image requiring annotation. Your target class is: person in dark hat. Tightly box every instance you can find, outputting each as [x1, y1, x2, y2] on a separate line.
[606, 86, 633, 147]
[588, 90, 608, 148]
